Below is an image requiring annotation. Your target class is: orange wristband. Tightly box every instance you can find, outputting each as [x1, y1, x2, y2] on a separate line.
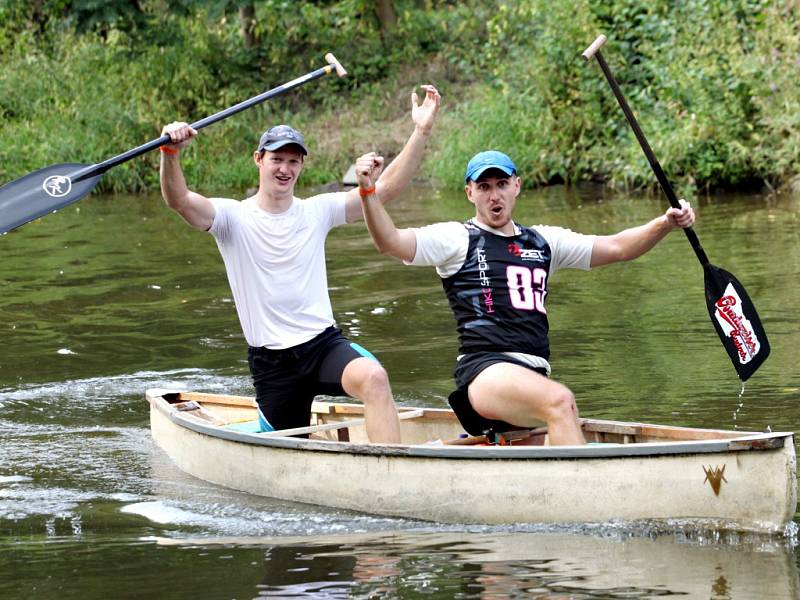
[358, 185, 376, 199]
[160, 145, 179, 155]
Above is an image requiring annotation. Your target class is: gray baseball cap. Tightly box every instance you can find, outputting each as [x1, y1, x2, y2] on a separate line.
[257, 125, 308, 155]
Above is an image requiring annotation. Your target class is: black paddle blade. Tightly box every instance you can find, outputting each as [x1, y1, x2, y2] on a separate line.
[703, 264, 770, 381]
[0, 163, 104, 234]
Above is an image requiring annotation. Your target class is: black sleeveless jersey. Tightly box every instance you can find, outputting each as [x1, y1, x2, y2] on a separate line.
[442, 221, 552, 358]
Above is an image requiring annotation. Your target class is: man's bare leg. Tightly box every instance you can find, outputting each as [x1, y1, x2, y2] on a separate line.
[342, 357, 401, 443]
[467, 362, 585, 445]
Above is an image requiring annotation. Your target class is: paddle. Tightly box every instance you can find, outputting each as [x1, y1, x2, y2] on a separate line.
[0, 53, 347, 235]
[582, 35, 770, 382]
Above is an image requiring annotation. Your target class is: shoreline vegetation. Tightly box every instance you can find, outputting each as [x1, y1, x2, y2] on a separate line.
[1, 1, 799, 199]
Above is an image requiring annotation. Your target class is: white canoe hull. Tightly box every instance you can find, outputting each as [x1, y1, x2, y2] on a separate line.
[147, 389, 797, 533]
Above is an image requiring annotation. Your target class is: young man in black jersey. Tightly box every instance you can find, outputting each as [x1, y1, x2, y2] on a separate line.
[358, 150, 695, 445]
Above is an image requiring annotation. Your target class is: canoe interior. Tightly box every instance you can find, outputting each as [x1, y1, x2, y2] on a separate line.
[160, 391, 771, 447]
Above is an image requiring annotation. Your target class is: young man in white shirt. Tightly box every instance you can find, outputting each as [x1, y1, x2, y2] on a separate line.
[159, 85, 441, 443]
[358, 149, 695, 445]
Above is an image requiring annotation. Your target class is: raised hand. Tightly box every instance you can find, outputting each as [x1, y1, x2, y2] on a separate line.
[355, 152, 385, 190]
[161, 122, 198, 150]
[411, 84, 441, 136]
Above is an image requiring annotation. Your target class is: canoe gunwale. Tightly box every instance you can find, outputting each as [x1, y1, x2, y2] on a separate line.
[146, 389, 794, 460]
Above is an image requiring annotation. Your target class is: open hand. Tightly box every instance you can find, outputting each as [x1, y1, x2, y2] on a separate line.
[411, 84, 441, 136]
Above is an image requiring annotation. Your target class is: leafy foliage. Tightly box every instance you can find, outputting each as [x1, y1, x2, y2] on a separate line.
[1, 0, 799, 194]
[431, 0, 800, 194]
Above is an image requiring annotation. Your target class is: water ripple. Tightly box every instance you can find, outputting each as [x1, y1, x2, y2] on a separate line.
[0, 368, 251, 405]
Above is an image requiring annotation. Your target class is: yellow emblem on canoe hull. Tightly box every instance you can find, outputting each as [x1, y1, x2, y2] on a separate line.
[703, 464, 727, 496]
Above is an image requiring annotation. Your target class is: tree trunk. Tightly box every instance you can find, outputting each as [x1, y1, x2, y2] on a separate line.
[375, 0, 397, 39]
[239, 3, 258, 48]
[30, 0, 48, 35]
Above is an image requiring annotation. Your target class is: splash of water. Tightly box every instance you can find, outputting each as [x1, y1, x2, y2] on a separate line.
[732, 381, 746, 428]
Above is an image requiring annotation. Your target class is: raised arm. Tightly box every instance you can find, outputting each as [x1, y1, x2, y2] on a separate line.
[345, 84, 441, 223]
[590, 200, 695, 267]
[355, 153, 418, 262]
[159, 122, 216, 231]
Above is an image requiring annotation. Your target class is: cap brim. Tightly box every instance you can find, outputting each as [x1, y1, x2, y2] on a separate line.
[465, 165, 515, 182]
[260, 140, 308, 155]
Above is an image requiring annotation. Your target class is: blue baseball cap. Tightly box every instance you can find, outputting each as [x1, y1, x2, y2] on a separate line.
[464, 150, 517, 182]
[257, 124, 308, 155]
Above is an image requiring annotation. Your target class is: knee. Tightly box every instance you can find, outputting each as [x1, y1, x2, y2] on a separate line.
[355, 362, 391, 398]
[545, 387, 578, 422]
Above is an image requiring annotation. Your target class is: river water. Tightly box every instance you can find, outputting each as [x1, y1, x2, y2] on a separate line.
[1, 184, 798, 599]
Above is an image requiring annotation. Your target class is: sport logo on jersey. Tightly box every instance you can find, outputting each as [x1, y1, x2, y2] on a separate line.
[507, 243, 544, 261]
[476, 246, 495, 314]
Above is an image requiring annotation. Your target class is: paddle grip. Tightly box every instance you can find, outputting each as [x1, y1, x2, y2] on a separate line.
[587, 42, 711, 267]
[581, 35, 607, 60]
[324, 53, 347, 77]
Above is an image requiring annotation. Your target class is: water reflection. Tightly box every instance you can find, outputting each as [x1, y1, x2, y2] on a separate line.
[155, 530, 800, 599]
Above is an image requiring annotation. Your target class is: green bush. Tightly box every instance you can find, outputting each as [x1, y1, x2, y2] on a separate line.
[432, 0, 800, 193]
[1, 0, 799, 195]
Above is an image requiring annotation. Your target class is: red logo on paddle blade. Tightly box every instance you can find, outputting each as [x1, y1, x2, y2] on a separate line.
[713, 284, 761, 364]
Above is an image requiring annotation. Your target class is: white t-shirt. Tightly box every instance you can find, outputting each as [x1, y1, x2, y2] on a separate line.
[208, 193, 347, 349]
[407, 219, 595, 276]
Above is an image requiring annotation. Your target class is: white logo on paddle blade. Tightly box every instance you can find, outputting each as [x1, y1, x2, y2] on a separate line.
[42, 175, 72, 198]
[713, 284, 760, 364]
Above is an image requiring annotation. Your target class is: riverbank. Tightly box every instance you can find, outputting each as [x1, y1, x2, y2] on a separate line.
[2, 1, 799, 196]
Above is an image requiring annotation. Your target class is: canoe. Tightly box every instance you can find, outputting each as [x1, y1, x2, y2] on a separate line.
[145, 389, 797, 534]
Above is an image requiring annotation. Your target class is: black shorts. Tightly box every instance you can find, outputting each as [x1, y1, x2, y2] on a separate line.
[247, 326, 376, 432]
[449, 352, 548, 436]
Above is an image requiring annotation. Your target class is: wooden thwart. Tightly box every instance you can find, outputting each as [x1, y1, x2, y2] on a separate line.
[173, 400, 227, 426]
[172, 392, 381, 416]
[444, 427, 549, 446]
[174, 391, 257, 408]
[257, 408, 425, 438]
[172, 394, 425, 438]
